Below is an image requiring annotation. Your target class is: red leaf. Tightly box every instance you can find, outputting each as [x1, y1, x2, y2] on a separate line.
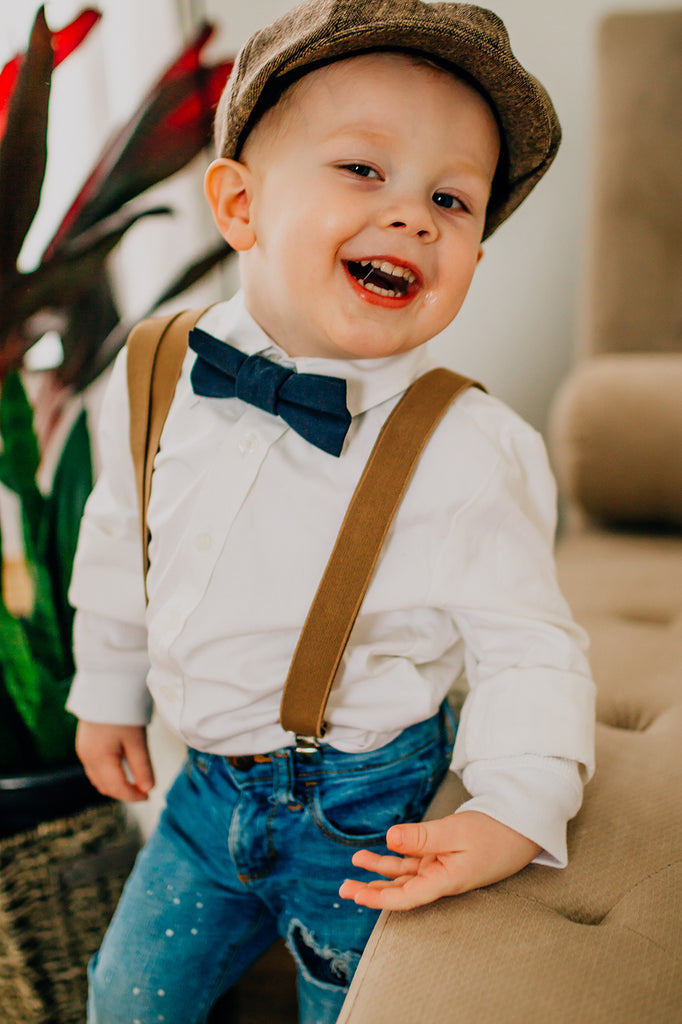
[0, 8, 100, 143]
[0, 56, 22, 134]
[52, 9, 101, 66]
[0, 6, 53, 277]
[165, 61, 233, 132]
[158, 22, 214, 84]
[44, 54, 233, 258]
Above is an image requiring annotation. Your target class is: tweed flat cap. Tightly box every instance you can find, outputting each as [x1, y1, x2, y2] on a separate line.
[214, 0, 561, 239]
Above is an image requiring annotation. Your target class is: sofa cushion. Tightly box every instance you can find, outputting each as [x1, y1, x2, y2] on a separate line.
[339, 531, 682, 1024]
[580, 9, 682, 357]
[550, 354, 682, 527]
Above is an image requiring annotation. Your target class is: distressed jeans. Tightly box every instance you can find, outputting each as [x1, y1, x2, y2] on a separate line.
[87, 705, 454, 1024]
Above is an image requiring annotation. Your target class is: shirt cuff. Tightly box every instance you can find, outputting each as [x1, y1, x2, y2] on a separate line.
[68, 609, 152, 725]
[451, 667, 596, 776]
[453, 754, 586, 868]
[66, 670, 153, 725]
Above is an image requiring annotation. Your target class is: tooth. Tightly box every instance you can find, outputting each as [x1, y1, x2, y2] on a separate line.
[363, 281, 399, 297]
[372, 260, 416, 283]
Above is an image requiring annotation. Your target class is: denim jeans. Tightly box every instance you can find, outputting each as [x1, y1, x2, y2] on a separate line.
[88, 705, 454, 1024]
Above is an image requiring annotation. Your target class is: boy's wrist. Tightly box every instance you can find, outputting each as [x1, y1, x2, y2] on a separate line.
[456, 755, 586, 868]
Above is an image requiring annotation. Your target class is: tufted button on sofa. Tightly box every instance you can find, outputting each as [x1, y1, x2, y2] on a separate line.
[338, 9, 682, 1023]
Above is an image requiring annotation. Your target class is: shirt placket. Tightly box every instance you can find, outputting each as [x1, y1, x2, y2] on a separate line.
[149, 405, 287, 723]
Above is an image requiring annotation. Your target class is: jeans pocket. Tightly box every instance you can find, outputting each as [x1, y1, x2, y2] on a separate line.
[306, 747, 448, 847]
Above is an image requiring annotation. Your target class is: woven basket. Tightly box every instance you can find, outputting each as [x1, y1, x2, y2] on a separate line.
[0, 801, 139, 1024]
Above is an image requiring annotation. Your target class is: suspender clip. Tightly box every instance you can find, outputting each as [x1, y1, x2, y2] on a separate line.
[295, 734, 321, 755]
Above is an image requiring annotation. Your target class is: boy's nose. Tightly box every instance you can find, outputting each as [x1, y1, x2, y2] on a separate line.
[377, 197, 438, 241]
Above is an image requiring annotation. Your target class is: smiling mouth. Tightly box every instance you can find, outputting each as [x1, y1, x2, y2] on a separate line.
[345, 259, 419, 298]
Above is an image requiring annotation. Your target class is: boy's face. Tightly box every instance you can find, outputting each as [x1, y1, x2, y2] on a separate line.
[209, 52, 500, 360]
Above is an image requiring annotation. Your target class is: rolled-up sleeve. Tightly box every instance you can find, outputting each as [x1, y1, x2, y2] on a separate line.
[66, 348, 151, 724]
[431, 411, 596, 865]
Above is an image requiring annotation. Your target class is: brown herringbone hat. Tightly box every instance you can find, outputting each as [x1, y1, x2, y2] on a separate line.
[214, 0, 561, 239]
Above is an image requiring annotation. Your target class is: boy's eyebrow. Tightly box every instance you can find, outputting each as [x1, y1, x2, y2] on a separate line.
[322, 124, 395, 146]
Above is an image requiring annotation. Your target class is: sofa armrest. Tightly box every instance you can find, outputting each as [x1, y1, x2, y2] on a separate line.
[549, 354, 682, 528]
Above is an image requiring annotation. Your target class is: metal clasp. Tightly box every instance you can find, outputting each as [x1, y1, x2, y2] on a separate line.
[295, 734, 321, 755]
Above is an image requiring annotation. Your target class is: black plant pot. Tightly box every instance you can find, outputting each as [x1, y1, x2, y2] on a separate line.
[0, 762, 107, 839]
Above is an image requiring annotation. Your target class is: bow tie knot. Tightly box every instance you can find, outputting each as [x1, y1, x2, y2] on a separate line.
[233, 353, 294, 416]
[188, 327, 351, 457]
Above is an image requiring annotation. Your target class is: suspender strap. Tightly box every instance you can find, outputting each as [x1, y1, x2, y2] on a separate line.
[280, 367, 484, 743]
[127, 308, 208, 583]
[126, 313, 482, 739]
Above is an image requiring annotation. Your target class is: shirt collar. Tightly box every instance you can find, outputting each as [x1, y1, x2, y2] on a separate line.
[196, 290, 433, 417]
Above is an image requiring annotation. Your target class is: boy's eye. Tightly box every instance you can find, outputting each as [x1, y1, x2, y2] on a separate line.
[341, 163, 381, 179]
[432, 192, 465, 211]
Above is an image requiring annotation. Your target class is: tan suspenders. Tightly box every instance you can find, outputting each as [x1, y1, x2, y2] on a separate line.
[125, 310, 484, 747]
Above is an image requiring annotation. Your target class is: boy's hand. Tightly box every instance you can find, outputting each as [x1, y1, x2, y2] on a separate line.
[75, 721, 155, 802]
[339, 811, 541, 911]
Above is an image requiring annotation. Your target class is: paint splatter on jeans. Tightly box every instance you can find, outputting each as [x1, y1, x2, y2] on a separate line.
[87, 705, 453, 1024]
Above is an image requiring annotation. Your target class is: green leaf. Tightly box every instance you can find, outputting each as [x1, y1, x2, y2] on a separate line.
[40, 408, 93, 653]
[0, 633, 74, 764]
[0, 599, 42, 734]
[0, 566, 74, 765]
[0, 371, 43, 545]
[0, 6, 53, 278]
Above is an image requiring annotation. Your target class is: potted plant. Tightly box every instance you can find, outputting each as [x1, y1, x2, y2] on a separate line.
[0, 5, 234, 830]
[0, 9, 234, 1019]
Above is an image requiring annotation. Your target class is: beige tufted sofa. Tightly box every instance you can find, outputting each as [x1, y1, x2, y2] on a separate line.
[338, 10, 682, 1023]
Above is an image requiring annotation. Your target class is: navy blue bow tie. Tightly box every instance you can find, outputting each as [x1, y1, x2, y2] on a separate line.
[188, 327, 351, 457]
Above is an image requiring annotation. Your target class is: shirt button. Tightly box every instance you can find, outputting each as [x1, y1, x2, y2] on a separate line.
[160, 685, 178, 703]
[195, 532, 212, 552]
[239, 432, 258, 456]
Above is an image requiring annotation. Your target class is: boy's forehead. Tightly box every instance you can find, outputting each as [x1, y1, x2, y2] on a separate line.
[253, 51, 496, 143]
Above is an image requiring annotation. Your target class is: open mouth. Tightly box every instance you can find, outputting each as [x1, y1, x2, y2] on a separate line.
[345, 258, 419, 299]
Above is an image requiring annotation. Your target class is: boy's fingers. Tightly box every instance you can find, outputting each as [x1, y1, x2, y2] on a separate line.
[339, 878, 407, 902]
[386, 817, 462, 857]
[87, 754, 149, 802]
[341, 874, 452, 911]
[351, 849, 420, 877]
[122, 735, 155, 793]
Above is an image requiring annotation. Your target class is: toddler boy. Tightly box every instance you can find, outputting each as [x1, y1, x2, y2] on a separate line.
[68, 2, 595, 1022]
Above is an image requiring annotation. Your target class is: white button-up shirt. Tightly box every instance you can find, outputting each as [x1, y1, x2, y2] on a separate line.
[68, 292, 595, 867]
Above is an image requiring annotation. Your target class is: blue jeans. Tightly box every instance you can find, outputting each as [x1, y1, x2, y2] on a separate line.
[88, 706, 454, 1024]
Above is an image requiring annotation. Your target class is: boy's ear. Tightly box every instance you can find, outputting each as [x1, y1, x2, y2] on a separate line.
[204, 158, 256, 251]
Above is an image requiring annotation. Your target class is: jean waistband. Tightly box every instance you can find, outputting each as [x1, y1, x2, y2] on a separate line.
[207, 701, 455, 780]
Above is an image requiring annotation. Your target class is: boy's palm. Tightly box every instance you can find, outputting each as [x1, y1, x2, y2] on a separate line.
[339, 811, 541, 910]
